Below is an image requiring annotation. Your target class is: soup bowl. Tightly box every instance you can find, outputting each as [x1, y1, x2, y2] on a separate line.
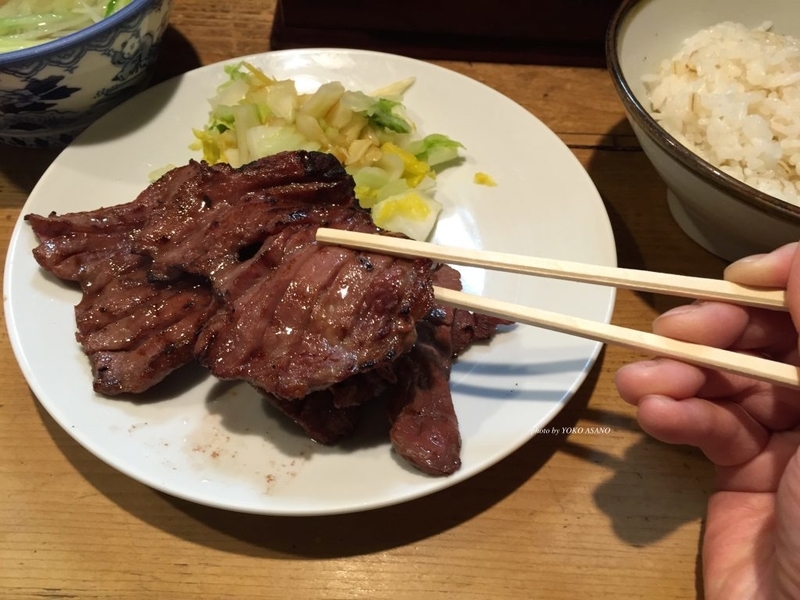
[0, 0, 172, 148]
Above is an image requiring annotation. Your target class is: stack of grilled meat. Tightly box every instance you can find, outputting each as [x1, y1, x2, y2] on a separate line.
[26, 150, 506, 476]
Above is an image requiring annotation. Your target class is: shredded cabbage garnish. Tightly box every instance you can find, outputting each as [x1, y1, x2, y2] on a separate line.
[191, 62, 464, 240]
[0, 0, 133, 53]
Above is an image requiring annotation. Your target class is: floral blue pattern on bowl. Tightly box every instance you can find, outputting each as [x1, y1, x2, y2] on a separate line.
[0, 0, 172, 148]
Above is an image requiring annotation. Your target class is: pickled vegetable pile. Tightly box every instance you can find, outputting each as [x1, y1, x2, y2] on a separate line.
[192, 62, 465, 241]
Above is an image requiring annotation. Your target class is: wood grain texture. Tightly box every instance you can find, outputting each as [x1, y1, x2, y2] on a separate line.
[0, 1, 726, 597]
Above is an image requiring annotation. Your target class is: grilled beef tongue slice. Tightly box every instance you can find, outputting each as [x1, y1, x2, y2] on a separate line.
[193, 221, 435, 400]
[133, 150, 356, 282]
[26, 161, 201, 282]
[77, 267, 219, 395]
[263, 391, 361, 445]
[25, 162, 219, 395]
[386, 314, 462, 476]
[386, 265, 510, 475]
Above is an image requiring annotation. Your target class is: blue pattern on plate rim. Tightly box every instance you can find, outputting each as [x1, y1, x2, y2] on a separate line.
[0, 0, 171, 148]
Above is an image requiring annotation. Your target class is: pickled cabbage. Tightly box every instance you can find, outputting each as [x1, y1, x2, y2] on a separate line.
[191, 62, 464, 240]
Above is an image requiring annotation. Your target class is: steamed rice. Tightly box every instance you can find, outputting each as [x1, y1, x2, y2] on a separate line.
[643, 21, 800, 205]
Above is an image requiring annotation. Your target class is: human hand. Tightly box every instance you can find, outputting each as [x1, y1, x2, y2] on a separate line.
[615, 242, 800, 599]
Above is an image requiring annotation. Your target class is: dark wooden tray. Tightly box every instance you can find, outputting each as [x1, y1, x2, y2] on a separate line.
[270, 0, 622, 67]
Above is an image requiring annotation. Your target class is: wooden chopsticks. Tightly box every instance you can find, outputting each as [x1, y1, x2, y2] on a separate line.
[433, 286, 800, 390]
[316, 228, 800, 390]
[316, 229, 786, 310]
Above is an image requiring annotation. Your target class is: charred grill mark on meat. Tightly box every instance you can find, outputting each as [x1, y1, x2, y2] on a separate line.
[193, 221, 434, 401]
[134, 151, 357, 281]
[26, 162, 220, 395]
[128, 151, 436, 401]
[25, 150, 507, 475]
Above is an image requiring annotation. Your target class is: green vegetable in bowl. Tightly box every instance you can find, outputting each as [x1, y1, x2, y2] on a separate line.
[0, 0, 133, 53]
[191, 62, 465, 241]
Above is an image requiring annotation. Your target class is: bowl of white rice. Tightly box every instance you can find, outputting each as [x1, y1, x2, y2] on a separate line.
[606, 0, 800, 261]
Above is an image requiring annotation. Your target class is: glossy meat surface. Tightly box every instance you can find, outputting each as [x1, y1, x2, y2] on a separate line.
[26, 151, 505, 475]
[26, 162, 219, 394]
[27, 151, 436, 402]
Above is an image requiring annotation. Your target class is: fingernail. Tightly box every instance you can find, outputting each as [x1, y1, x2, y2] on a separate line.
[652, 303, 705, 331]
[725, 253, 769, 274]
[724, 242, 798, 285]
[722, 254, 773, 285]
[729, 253, 768, 267]
[658, 302, 703, 318]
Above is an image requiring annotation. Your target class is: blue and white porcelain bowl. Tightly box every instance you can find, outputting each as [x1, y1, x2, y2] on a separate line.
[0, 0, 172, 148]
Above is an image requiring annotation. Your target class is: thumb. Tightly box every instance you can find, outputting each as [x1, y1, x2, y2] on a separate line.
[723, 242, 797, 287]
[725, 242, 800, 351]
[774, 444, 800, 598]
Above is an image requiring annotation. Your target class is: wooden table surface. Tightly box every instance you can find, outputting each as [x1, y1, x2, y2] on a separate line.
[0, 1, 729, 598]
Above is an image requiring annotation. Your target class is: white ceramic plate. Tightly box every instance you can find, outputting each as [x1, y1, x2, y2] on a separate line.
[4, 49, 616, 515]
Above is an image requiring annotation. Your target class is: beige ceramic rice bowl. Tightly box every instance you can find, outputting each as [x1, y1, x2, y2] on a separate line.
[607, 0, 800, 261]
